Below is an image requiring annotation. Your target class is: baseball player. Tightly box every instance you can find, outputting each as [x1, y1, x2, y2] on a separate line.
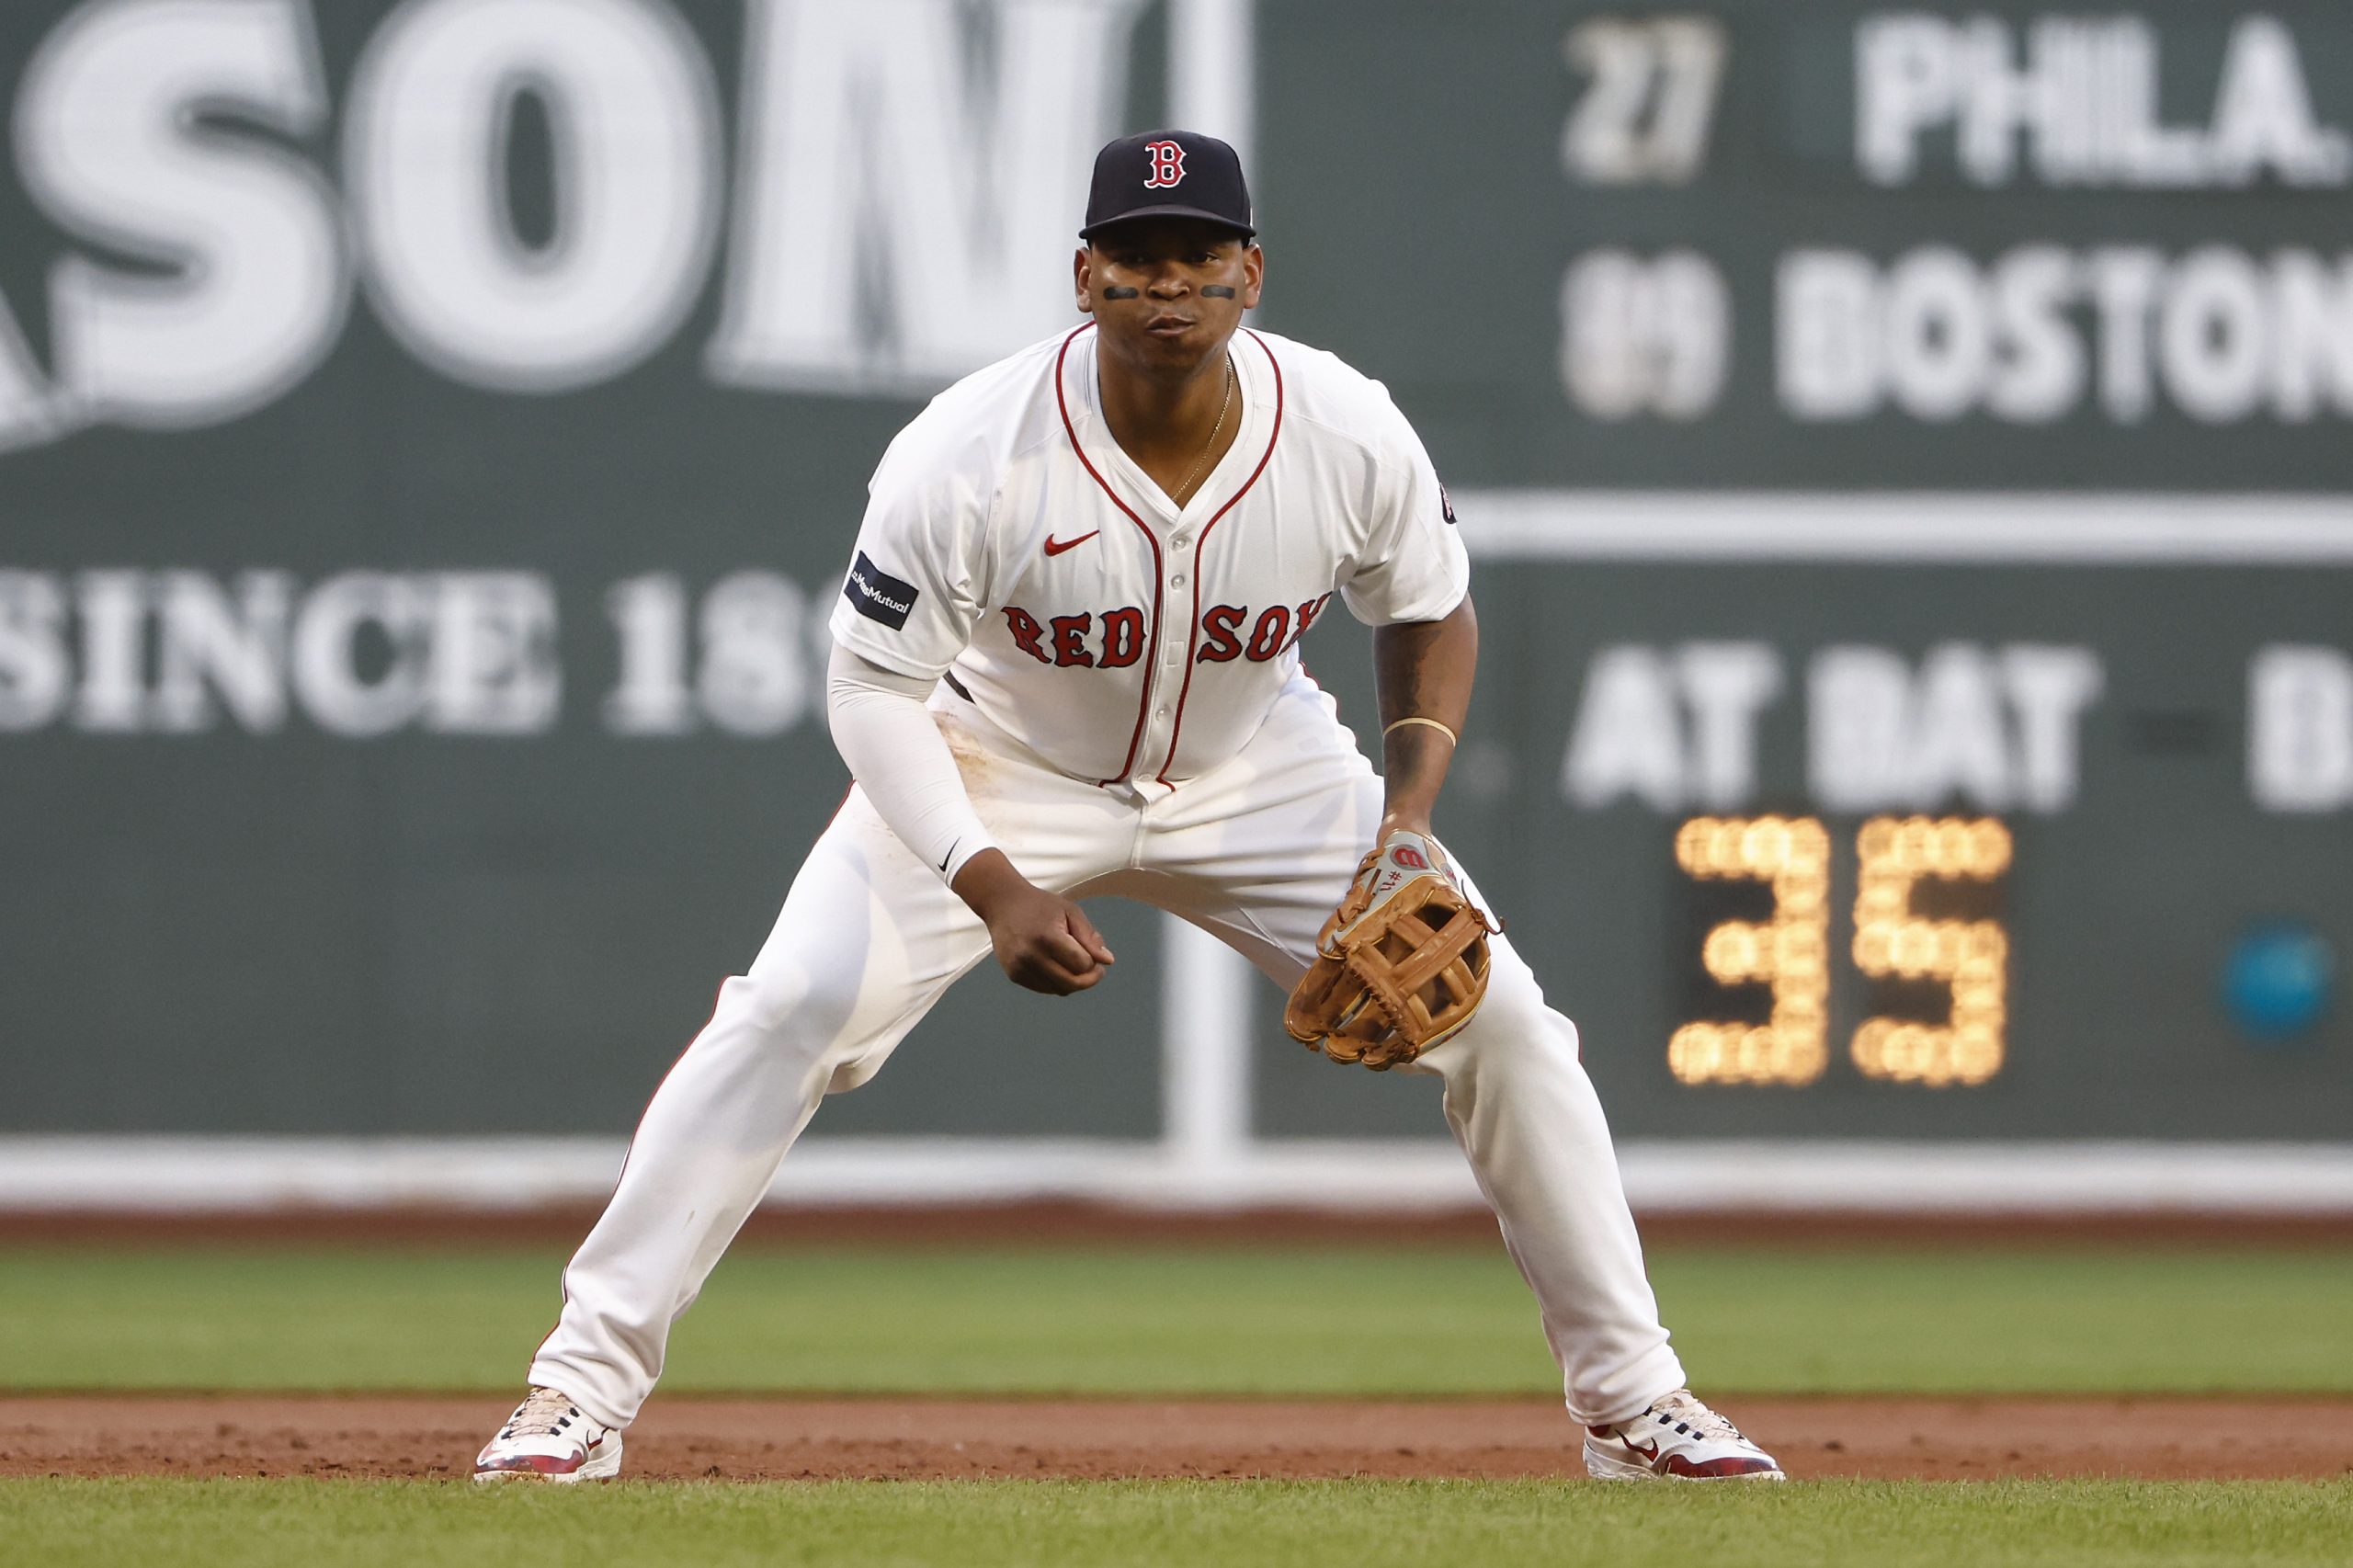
[474, 131, 1782, 1484]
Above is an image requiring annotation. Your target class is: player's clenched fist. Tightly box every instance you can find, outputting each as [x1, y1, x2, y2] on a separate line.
[951, 849, 1117, 994]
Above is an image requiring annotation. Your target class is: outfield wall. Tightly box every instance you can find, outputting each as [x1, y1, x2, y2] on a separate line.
[7, 1135, 2353, 1216]
[0, 0, 2346, 1209]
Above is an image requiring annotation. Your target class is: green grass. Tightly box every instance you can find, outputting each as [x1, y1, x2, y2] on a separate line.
[3, 1478, 2348, 1568]
[3, 1244, 2349, 1396]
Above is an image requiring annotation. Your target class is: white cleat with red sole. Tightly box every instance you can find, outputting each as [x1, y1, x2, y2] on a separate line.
[473, 1387, 623, 1483]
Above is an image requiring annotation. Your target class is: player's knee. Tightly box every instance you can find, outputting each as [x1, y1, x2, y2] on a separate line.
[710, 971, 795, 1040]
[1483, 949, 1579, 1045]
[824, 1051, 892, 1096]
[1433, 981, 1581, 1074]
[711, 966, 860, 1048]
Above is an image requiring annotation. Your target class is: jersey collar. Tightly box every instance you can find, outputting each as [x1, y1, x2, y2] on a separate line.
[1063, 324, 1279, 528]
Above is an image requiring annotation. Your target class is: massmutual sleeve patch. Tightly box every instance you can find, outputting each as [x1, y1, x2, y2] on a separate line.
[843, 550, 919, 631]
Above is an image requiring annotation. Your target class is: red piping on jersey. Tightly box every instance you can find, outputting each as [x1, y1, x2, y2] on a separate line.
[1154, 328, 1285, 786]
[1055, 322, 1165, 786]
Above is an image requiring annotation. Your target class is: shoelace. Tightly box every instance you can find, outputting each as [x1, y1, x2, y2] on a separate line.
[500, 1388, 585, 1439]
[1650, 1392, 1746, 1443]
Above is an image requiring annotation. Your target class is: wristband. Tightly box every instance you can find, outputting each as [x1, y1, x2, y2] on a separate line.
[1381, 716, 1458, 746]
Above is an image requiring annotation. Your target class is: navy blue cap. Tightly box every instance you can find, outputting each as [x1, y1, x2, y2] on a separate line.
[1080, 130, 1255, 242]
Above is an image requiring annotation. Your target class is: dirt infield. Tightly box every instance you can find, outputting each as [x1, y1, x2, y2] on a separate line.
[7, 1203, 2352, 1250]
[5, 1394, 2347, 1483]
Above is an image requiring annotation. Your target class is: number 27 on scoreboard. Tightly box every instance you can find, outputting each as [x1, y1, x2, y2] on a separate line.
[1669, 815, 2012, 1090]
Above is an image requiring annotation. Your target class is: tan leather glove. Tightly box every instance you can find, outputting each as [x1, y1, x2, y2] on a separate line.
[1283, 830, 1496, 1071]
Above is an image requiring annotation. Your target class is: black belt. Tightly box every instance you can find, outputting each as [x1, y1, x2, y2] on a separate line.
[942, 671, 974, 703]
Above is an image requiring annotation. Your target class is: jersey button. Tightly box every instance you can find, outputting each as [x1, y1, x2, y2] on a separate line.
[1172, 574, 1187, 586]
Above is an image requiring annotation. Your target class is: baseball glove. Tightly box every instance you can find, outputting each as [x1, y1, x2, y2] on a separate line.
[1283, 830, 1496, 1071]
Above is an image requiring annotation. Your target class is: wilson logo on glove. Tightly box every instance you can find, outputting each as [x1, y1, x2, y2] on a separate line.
[1283, 830, 1497, 1071]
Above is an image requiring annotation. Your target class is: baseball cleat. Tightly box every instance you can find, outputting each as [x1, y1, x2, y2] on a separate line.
[473, 1387, 623, 1483]
[1584, 1389, 1785, 1482]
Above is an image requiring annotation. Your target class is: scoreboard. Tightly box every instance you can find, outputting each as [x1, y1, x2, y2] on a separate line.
[1246, 1, 2352, 1142]
[1669, 812, 2012, 1092]
[1263, 0, 2353, 491]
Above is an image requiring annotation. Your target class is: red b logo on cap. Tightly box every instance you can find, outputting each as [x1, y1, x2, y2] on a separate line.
[1143, 140, 1187, 189]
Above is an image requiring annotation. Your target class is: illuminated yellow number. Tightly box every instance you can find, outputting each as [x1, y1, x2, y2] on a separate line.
[1850, 816, 2010, 1087]
[1667, 816, 1830, 1085]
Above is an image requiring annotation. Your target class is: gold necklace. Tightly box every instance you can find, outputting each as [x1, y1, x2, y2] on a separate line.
[1170, 357, 1234, 505]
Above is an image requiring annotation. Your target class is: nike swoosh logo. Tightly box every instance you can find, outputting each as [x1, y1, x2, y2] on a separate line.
[1625, 1437, 1660, 1463]
[1043, 530, 1099, 557]
[938, 838, 961, 874]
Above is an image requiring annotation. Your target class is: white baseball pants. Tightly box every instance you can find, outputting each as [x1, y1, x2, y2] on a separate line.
[531, 674, 1687, 1428]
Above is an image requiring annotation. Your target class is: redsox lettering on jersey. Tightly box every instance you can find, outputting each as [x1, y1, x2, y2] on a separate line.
[832, 325, 1468, 794]
[995, 595, 1332, 669]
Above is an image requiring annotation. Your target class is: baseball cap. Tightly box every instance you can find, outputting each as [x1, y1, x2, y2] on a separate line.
[1079, 130, 1256, 242]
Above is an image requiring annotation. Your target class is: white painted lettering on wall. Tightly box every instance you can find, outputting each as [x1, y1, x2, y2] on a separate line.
[2248, 645, 2353, 812]
[1857, 13, 2350, 189]
[344, 0, 723, 392]
[1562, 641, 2104, 814]
[1563, 642, 1782, 812]
[13, 0, 347, 435]
[1808, 643, 2102, 813]
[0, 566, 830, 739]
[0, 0, 1152, 449]
[1779, 244, 2353, 426]
[708, 0, 1147, 394]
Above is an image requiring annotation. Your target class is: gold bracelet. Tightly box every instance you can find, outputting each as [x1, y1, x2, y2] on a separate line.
[1381, 715, 1458, 746]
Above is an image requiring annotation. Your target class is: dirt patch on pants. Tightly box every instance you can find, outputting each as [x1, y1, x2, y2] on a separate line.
[3, 1394, 2347, 1483]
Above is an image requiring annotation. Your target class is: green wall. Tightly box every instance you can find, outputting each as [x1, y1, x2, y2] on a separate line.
[1, 0, 2345, 1139]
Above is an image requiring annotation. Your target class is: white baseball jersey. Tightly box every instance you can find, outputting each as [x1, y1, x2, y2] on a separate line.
[828, 324, 1470, 794]
[530, 320, 1689, 1449]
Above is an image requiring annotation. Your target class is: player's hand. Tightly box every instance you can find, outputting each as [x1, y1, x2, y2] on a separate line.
[950, 850, 1116, 994]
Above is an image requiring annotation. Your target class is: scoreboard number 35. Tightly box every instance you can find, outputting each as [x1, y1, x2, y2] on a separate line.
[1669, 815, 2012, 1090]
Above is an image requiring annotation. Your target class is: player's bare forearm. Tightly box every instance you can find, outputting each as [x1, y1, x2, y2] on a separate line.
[951, 848, 1116, 995]
[1371, 595, 1477, 838]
